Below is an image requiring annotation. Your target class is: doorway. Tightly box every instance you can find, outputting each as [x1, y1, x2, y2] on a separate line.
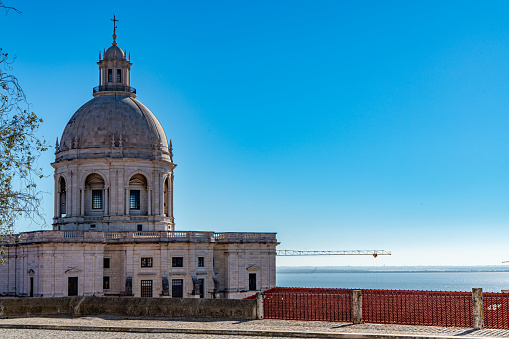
[249, 273, 256, 291]
[29, 277, 34, 297]
[172, 279, 183, 298]
[197, 279, 204, 298]
[68, 277, 78, 296]
[141, 280, 153, 297]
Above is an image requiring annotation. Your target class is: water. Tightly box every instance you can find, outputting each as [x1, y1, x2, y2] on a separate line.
[276, 271, 509, 292]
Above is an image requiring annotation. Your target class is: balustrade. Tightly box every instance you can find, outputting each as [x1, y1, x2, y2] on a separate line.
[105, 232, 120, 240]
[213, 232, 277, 243]
[4, 230, 276, 244]
[93, 85, 136, 94]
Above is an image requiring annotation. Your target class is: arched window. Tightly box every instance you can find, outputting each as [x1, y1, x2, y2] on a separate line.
[163, 177, 169, 217]
[129, 174, 148, 216]
[59, 177, 66, 217]
[85, 173, 105, 215]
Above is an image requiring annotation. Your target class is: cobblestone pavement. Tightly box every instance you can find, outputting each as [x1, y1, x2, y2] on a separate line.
[1, 316, 509, 338]
[0, 329, 301, 339]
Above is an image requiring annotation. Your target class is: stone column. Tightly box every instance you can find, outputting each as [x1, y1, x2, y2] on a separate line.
[54, 177, 59, 218]
[116, 168, 123, 216]
[169, 172, 174, 224]
[125, 187, 130, 215]
[97, 252, 103, 296]
[21, 252, 26, 296]
[147, 188, 152, 216]
[160, 175, 165, 217]
[80, 187, 85, 216]
[153, 171, 160, 216]
[256, 292, 264, 319]
[472, 288, 484, 330]
[125, 246, 134, 296]
[352, 290, 363, 324]
[54, 254, 64, 297]
[84, 252, 94, 296]
[104, 187, 109, 215]
[42, 249, 55, 297]
[68, 170, 73, 217]
[110, 169, 117, 216]
[65, 185, 70, 217]
[56, 190, 60, 219]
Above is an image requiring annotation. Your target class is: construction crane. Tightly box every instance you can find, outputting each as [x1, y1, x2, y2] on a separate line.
[276, 250, 391, 258]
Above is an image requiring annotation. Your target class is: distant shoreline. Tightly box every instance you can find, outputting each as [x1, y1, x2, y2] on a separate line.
[277, 265, 509, 274]
[278, 271, 509, 274]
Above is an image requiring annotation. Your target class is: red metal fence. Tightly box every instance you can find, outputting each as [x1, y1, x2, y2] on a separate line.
[484, 292, 509, 329]
[263, 287, 352, 322]
[362, 289, 472, 327]
[261, 287, 509, 329]
[263, 287, 353, 322]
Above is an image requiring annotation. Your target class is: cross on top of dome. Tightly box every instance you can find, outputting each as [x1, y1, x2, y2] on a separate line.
[111, 14, 119, 46]
[94, 17, 135, 97]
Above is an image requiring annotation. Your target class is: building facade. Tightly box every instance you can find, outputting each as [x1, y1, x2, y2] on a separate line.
[0, 29, 278, 299]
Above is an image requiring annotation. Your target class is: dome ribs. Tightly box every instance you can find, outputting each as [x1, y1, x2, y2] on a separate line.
[57, 95, 171, 161]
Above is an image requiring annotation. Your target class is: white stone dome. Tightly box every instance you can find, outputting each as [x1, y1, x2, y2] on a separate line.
[58, 94, 169, 159]
[103, 45, 125, 60]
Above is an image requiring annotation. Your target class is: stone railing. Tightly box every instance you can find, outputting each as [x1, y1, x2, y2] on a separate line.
[63, 231, 85, 239]
[16, 231, 105, 243]
[105, 232, 120, 240]
[7, 231, 277, 244]
[213, 232, 278, 243]
[128, 231, 214, 242]
[93, 85, 136, 94]
[133, 231, 159, 238]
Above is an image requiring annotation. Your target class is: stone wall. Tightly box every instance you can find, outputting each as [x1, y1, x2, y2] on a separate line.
[0, 297, 257, 319]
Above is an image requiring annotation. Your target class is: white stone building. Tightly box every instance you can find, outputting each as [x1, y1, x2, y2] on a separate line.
[0, 29, 278, 299]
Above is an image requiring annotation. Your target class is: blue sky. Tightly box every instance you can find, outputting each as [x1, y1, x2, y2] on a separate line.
[3, 1, 509, 266]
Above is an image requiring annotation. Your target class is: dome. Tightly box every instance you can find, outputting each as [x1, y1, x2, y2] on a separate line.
[58, 94, 169, 158]
[103, 45, 125, 60]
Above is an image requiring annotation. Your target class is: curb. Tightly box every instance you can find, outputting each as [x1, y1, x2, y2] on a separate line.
[0, 324, 488, 339]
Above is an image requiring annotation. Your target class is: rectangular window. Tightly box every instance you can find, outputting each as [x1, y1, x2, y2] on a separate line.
[172, 279, 183, 298]
[172, 257, 183, 267]
[198, 257, 204, 267]
[249, 273, 257, 291]
[130, 190, 140, 210]
[141, 280, 153, 297]
[103, 276, 110, 290]
[137, 224, 143, 232]
[103, 258, 110, 269]
[92, 190, 103, 209]
[108, 69, 112, 82]
[117, 69, 122, 83]
[141, 257, 153, 267]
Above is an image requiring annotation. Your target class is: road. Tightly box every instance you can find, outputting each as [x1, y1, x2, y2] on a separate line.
[0, 328, 315, 339]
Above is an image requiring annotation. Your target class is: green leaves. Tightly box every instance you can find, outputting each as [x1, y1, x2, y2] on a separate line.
[0, 48, 47, 253]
